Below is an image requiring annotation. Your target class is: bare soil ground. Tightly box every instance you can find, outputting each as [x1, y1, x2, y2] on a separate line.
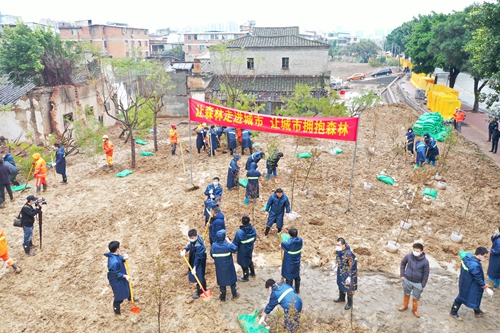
[2, 67, 500, 332]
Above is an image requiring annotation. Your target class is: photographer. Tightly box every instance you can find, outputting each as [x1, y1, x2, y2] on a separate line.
[21, 195, 41, 256]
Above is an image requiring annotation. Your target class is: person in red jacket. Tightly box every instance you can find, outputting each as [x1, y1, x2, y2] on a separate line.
[102, 135, 114, 167]
[0, 226, 21, 273]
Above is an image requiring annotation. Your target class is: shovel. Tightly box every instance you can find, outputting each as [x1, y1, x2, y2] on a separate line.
[50, 154, 58, 187]
[202, 215, 212, 241]
[124, 259, 140, 314]
[21, 164, 34, 193]
[182, 256, 212, 298]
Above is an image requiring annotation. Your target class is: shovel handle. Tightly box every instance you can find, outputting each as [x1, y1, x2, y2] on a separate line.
[182, 255, 207, 294]
[202, 215, 212, 241]
[124, 259, 135, 304]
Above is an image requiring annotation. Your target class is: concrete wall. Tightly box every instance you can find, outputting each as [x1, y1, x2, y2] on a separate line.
[212, 47, 330, 76]
[0, 81, 116, 142]
[162, 71, 187, 117]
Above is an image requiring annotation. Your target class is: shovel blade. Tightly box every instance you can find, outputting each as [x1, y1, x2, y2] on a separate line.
[200, 289, 213, 298]
[130, 305, 140, 314]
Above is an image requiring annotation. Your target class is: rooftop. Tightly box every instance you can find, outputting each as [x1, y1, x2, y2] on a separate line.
[224, 35, 329, 48]
[253, 26, 299, 36]
[0, 75, 35, 105]
[207, 75, 328, 93]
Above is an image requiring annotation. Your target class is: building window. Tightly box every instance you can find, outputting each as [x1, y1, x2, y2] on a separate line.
[126, 52, 129, 57]
[102, 27, 106, 34]
[200, 45, 205, 51]
[103, 41, 107, 49]
[145, 41, 148, 47]
[144, 29, 147, 35]
[89, 40, 93, 44]
[188, 35, 191, 40]
[71, 29, 77, 35]
[123, 28, 127, 34]
[247, 58, 254, 69]
[125, 40, 129, 46]
[131, 41, 135, 46]
[90, 28, 97, 35]
[138, 41, 142, 46]
[188, 45, 192, 51]
[282, 57, 289, 69]
[194, 34, 198, 40]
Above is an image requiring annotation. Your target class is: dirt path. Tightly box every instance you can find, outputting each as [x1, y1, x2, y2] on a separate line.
[1, 101, 500, 333]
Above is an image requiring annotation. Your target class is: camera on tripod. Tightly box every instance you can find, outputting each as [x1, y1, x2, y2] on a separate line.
[35, 198, 47, 207]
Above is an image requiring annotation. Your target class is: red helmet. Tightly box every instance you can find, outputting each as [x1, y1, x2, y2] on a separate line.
[171, 124, 176, 129]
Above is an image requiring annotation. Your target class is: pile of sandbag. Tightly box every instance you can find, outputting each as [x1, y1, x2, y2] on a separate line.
[412, 112, 451, 142]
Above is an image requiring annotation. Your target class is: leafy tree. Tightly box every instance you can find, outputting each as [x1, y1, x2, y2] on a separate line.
[465, 1, 500, 111]
[429, 7, 474, 88]
[276, 83, 348, 117]
[165, 45, 185, 60]
[347, 39, 380, 63]
[348, 89, 382, 115]
[385, 20, 417, 56]
[0, 23, 77, 87]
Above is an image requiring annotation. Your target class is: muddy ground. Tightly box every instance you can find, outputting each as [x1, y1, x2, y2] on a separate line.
[2, 65, 500, 333]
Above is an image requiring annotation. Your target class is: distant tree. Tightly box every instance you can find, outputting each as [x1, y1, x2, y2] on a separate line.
[347, 39, 380, 63]
[0, 23, 77, 87]
[165, 45, 185, 60]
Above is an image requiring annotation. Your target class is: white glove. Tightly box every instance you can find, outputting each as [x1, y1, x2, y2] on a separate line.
[122, 254, 129, 260]
[210, 194, 215, 199]
[124, 275, 131, 281]
[332, 263, 338, 271]
[53, 163, 57, 166]
[180, 250, 186, 257]
[485, 288, 494, 297]
[191, 268, 196, 275]
[209, 189, 214, 194]
[345, 276, 351, 285]
[258, 315, 266, 325]
[225, 237, 230, 242]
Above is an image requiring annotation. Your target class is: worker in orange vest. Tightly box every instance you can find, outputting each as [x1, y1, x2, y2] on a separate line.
[32, 153, 47, 193]
[455, 109, 466, 133]
[0, 227, 21, 273]
[103, 135, 114, 167]
[170, 124, 179, 155]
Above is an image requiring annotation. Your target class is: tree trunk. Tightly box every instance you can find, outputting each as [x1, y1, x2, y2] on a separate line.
[153, 112, 158, 152]
[130, 131, 136, 168]
[448, 67, 460, 89]
[473, 78, 488, 112]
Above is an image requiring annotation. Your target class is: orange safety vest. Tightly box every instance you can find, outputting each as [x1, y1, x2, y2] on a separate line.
[32, 154, 47, 178]
[103, 140, 114, 156]
[170, 129, 178, 144]
[0, 229, 9, 256]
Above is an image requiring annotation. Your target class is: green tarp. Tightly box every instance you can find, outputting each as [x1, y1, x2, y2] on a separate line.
[412, 113, 452, 142]
[377, 174, 394, 185]
[329, 147, 344, 155]
[136, 139, 148, 145]
[239, 178, 248, 188]
[237, 309, 270, 333]
[116, 170, 133, 178]
[423, 187, 437, 199]
[140, 152, 154, 156]
[11, 184, 31, 192]
[297, 152, 312, 159]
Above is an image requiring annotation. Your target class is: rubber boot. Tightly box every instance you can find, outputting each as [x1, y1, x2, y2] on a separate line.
[30, 240, 37, 248]
[250, 147, 253, 154]
[23, 244, 35, 256]
[218, 291, 226, 302]
[450, 301, 462, 321]
[239, 268, 249, 282]
[412, 299, 420, 318]
[36, 186, 41, 193]
[43, 184, 47, 192]
[243, 197, 249, 205]
[398, 295, 410, 311]
[277, 228, 282, 233]
[334, 290, 346, 303]
[12, 263, 21, 273]
[265, 173, 271, 180]
[249, 262, 256, 277]
[264, 226, 271, 236]
[295, 278, 301, 294]
[474, 309, 486, 318]
[344, 294, 353, 310]
[231, 284, 239, 300]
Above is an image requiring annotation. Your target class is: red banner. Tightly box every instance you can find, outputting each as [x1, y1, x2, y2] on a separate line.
[189, 99, 359, 141]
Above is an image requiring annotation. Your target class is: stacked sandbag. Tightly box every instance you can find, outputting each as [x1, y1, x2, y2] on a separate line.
[412, 113, 451, 142]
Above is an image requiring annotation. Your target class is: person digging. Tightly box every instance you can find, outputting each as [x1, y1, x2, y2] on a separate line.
[181, 229, 207, 299]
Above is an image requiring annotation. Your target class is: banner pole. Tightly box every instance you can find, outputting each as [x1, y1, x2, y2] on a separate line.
[345, 114, 361, 213]
[188, 99, 194, 188]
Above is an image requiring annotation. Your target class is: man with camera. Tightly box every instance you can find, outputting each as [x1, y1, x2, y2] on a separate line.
[21, 195, 41, 256]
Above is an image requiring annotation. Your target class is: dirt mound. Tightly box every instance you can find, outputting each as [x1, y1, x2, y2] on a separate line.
[1, 103, 500, 332]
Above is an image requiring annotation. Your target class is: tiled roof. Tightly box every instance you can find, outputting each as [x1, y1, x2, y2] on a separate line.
[224, 35, 329, 48]
[254, 27, 299, 36]
[207, 75, 328, 93]
[0, 75, 35, 105]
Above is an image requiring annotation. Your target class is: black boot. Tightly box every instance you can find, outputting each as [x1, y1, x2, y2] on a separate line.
[218, 291, 226, 302]
[239, 268, 249, 282]
[62, 177, 68, 184]
[344, 294, 353, 310]
[334, 290, 345, 303]
[23, 244, 35, 256]
[250, 147, 253, 154]
[277, 228, 282, 233]
[474, 308, 486, 318]
[295, 277, 301, 294]
[113, 302, 121, 315]
[12, 263, 21, 273]
[264, 226, 271, 236]
[42, 184, 47, 192]
[450, 301, 462, 321]
[30, 240, 37, 248]
[36, 186, 41, 193]
[231, 284, 239, 300]
[249, 262, 256, 277]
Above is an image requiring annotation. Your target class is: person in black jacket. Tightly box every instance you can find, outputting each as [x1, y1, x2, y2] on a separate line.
[0, 159, 13, 208]
[490, 125, 500, 154]
[21, 195, 40, 255]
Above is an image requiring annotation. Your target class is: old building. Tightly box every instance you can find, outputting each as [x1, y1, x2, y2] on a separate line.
[59, 20, 150, 58]
[184, 31, 247, 61]
[207, 26, 331, 113]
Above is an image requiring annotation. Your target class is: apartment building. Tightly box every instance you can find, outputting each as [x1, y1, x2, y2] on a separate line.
[184, 31, 247, 61]
[59, 20, 149, 58]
